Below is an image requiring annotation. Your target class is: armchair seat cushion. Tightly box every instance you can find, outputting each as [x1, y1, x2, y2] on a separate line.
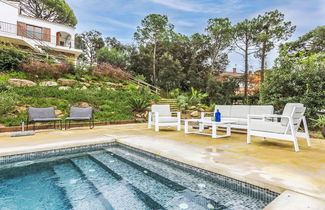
[222, 118, 247, 125]
[31, 118, 62, 122]
[66, 117, 91, 121]
[157, 117, 179, 123]
[250, 120, 287, 134]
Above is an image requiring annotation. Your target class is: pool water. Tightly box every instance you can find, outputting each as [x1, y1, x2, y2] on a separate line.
[0, 145, 277, 210]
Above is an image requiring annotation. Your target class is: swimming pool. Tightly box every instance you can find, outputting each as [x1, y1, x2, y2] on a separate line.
[0, 143, 278, 209]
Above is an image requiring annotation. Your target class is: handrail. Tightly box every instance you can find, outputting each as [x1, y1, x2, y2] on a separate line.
[129, 76, 161, 95]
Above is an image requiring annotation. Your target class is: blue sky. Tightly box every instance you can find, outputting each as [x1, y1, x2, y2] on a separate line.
[66, 0, 325, 71]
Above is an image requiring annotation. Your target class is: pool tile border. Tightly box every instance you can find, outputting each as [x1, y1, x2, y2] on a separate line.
[0, 142, 117, 165]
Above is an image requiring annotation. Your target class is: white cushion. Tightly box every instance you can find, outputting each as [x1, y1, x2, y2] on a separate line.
[157, 117, 178, 123]
[236, 119, 248, 125]
[249, 105, 274, 115]
[215, 105, 231, 118]
[230, 105, 250, 118]
[152, 105, 171, 117]
[280, 103, 303, 126]
[250, 120, 288, 134]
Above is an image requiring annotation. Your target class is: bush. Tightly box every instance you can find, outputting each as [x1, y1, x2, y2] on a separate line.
[0, 44, 29, 71]
[260, 52, 325, 122]
[92, 63, 130, 81]
[206, 78, 239, 105]
[128, 96, 151, 112]
[96, 47, 127, 68]
[187, 87, 208, 105]
[311, 115, 325, 129]
[20, 61, 69, 79]
[0, 81, 12, 91]
[0, 92, 17, 115]
[176, 95, 188, 110]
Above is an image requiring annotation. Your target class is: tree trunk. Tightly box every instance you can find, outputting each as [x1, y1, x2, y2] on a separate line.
[153, 43, 157, 85]
[260, 41, 266, 82]
[244, 43, 249, 101]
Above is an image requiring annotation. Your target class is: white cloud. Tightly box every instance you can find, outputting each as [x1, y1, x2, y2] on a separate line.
[95, 16, 136, 30]
[173, 20, 194, 27]
[146, 0, 242, 14]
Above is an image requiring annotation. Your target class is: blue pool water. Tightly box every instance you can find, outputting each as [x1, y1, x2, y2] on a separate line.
[0, 144, 277, 209]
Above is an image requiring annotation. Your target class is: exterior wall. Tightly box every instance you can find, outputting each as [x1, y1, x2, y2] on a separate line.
[0, 1, 18, 25]
[17, 15, 76, 47]
[0, 0, 81, 59]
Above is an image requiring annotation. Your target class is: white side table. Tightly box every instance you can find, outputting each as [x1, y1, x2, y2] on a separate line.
[184, 119, 235, 138]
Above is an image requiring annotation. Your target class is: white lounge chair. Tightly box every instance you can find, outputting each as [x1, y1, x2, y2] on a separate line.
[148, 105, 181, 132]
[247, 103, 311, 152]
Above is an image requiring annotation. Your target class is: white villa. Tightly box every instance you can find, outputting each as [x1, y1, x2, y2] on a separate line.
[0, 0, 82, 61]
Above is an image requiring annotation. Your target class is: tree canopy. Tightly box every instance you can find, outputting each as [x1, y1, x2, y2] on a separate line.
[205, 18, 233, 72]
[134, 14, 174, 85]
[19, 0, 77, 27]
[253, 10, 296, 82]
[261, 27, 325, 120]
[282, 26, 325, 56]
[75, 30, 105, 64]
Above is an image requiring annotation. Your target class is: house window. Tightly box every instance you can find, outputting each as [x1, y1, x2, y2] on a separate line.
[26, 24, 42, 40]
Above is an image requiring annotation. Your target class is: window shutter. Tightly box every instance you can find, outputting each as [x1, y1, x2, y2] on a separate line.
[42, 27, 51, 42]
[17, 21, 26, 37]
[56, 32, 61, 45]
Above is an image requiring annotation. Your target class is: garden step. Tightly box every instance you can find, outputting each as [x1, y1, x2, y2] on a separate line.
[158, 98, 179, 111]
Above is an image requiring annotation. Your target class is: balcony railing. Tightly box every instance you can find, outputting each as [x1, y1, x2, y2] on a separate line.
[0, 20, 79, 50]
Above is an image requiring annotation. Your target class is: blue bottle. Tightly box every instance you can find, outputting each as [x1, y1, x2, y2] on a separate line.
[215, 109, 221, 122]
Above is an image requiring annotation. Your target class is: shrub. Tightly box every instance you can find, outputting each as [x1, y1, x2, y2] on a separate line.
[0, 44, 29, 71]
[128, 96, 151, 112]
[206, 78, 239, 105]
[0, 81, 12, 91]
[187, 87, 208, 105]
[311, 115, 325, 129]
[0, 92, 17, 115]
[20, 61, 69, 79]
[92, 63, 130, 81]
[170, 88, 181, 98]
[260, 52, 325, 122]
[176, 95, 188, 110]
[96, 47, 127, 68]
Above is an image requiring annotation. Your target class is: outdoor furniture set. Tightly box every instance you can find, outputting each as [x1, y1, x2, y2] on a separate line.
[148, 103, 311, 152]
[27, 106, 94, 130]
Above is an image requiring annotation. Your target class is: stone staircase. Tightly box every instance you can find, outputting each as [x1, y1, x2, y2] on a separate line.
[157, 98, 179, 111]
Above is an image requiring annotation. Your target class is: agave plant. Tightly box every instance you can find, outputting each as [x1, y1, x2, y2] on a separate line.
[187, 87, 208, 105]
[128, 96, 151, 112]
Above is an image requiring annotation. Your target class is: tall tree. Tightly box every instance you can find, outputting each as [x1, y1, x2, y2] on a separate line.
[254, 10, 296, 82]
[134, 14, 174, 85]
[75, 30, 105, 64]
[205, 18, 233, 73]
[283, 26, 325, 56]
[234, 19, 259, 100]
[105, 37, 126, 52]
[19, 0, 77, 26]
